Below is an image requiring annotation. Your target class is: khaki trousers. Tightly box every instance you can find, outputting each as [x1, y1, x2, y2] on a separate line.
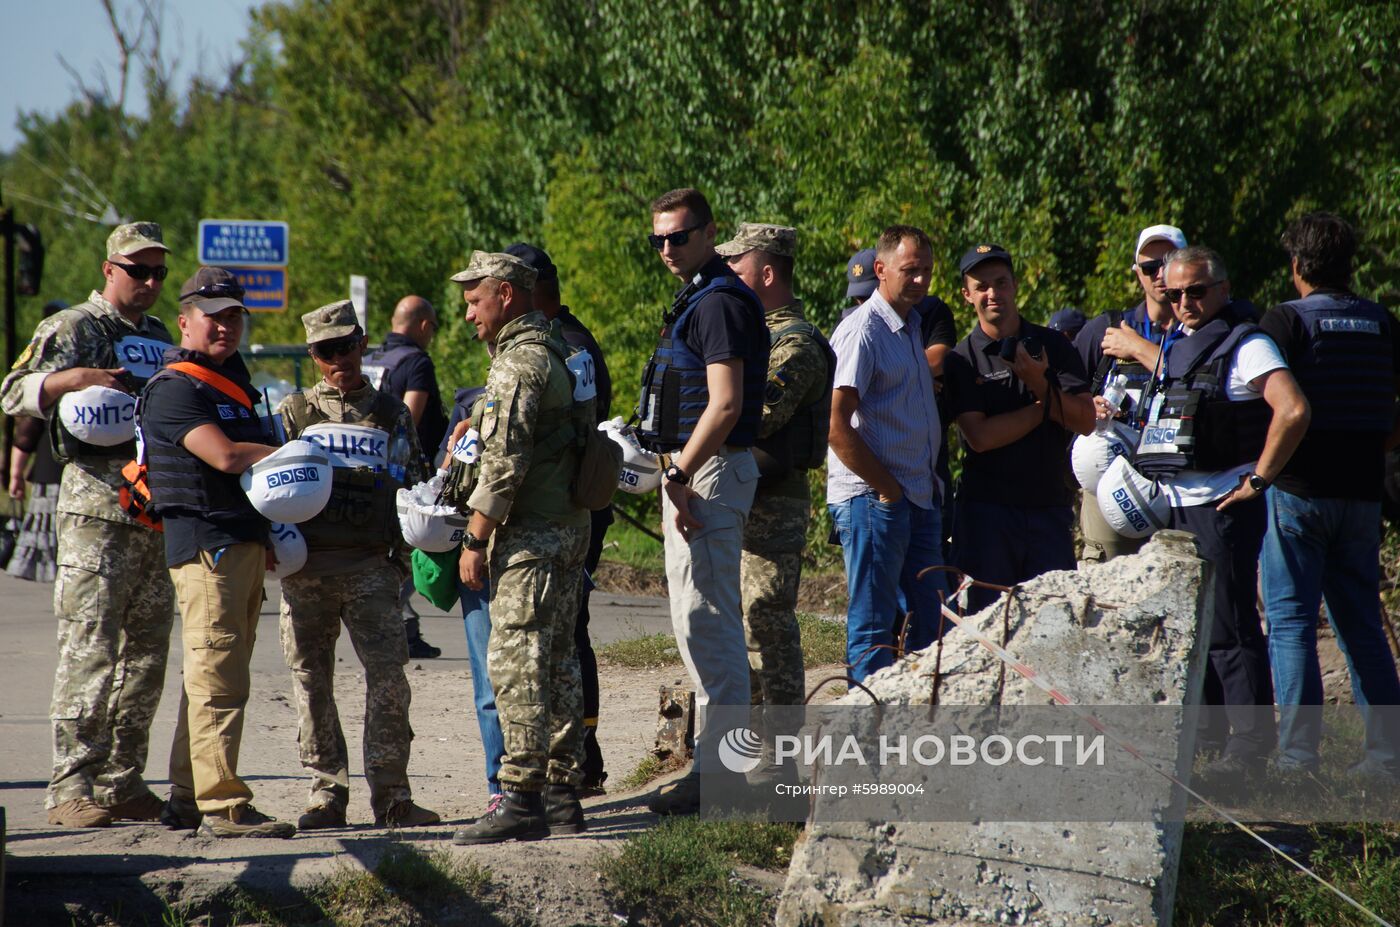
[167, 542, 265, 814]
[1079, 488, 1146, 563]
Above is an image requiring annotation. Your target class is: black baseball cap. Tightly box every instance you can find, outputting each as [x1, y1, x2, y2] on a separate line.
[958, 243, 1014, 277]
[503, 242, 558, 283]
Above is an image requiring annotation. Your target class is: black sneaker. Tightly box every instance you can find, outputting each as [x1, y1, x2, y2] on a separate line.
[160, 794, 202, 830]
[544, 783, 586, 836]
[452, 791, 547, 845]
[407, 634, 442, 659]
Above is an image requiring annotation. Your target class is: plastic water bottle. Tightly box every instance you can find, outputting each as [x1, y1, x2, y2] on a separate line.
[1097, 374, 1129, 434]
[387, 421, 411, 483]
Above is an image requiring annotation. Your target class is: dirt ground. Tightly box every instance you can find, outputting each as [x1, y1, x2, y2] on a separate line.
[0, 568, 842, 926]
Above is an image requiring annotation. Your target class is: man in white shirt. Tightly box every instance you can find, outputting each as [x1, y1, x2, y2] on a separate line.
[1135, 245, 1309, 781]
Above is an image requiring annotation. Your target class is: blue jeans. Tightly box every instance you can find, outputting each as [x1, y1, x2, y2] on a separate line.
[830, 493, 946, 684]
[459, 579, 504, 794]
[1261, 489, 1400, 772]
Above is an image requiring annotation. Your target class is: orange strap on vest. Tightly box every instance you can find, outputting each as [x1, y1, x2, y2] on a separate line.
[165, 361, 253, 410]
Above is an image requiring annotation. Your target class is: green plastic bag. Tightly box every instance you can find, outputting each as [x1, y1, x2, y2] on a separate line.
[411, 546, 461, 610]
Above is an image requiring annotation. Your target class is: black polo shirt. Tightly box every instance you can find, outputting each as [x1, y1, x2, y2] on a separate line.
[379, 332, 449, 460]
[944, 318, 1090, 507]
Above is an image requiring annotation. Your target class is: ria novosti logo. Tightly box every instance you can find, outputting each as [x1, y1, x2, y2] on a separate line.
[718, 728, 764, 774]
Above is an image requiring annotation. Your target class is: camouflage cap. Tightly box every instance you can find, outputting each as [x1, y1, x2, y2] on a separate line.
[715, 222, 797, 259]
[106, 221, 170, 258]
[302, 300, 361, 343]
[449, 250, 538, 289]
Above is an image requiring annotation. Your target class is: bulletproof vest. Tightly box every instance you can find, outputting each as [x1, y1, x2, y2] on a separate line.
[1276, 291, 1394, 433]
[1133, 315, 1271, 478]
[143, 356, 270, 519]
[502, 325, 599, 482]
[360, 341, 421, 392]
[752, 318, 836, 480]
[52, 308, 172, 463]
[282, 388, 404, 550]
[638, 269, 766, 452]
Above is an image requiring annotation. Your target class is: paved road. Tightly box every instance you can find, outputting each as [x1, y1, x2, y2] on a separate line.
[0, 569, 671, 829]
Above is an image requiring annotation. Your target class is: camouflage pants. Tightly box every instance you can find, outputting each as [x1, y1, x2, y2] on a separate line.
[48, 513, 173, 808]
[280, 562, 412, 815]
[741, 490, 808, 709]
[488, 519, 589, 792]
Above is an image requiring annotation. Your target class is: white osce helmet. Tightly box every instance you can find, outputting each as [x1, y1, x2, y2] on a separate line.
[58, 385, 137, 446]
[1096, 456, 1170, 539]
[240, 440, 333, 524]
[267, 522, 307, 578]
[1071, 422, 1140, 493]
[600, 418, 661, 494]
[396, 488, 469, 553]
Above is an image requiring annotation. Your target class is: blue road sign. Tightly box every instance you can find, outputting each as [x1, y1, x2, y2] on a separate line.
[227, 267, 288, 312]
[198, 219, 289, 266]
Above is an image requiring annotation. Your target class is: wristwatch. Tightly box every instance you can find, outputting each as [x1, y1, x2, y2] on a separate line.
[464, 530, 490, 551]
[1247, 473, 1270, 492]
[664, 463, 690, 486]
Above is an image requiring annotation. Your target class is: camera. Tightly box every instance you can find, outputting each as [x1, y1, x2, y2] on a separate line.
[983, 334, 1044, 362]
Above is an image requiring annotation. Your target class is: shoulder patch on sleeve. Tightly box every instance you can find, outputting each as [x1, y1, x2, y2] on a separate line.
[12, 340, 36, 369]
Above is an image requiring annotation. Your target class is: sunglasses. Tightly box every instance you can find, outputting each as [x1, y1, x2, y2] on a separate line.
[647, 222, 707, 252]
[179, 282, 245, 302]
[1164, 280, 1224, 304]
[111, 260, 169, 282]
[311, 335, 361, 359]
[1135, 259, 1165, 278]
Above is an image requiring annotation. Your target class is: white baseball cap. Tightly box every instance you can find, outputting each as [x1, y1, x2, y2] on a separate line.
[1134, 224, 1187, 258]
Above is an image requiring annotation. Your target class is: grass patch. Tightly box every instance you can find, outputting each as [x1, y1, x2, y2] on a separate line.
[616, 752, 689, 791]
[598, 632, 682, 668]
[1176, 822, 1400, 926]
[601, 818, 801, 926]
[599, 612, 847, 670]
[148, 844, 494, 926]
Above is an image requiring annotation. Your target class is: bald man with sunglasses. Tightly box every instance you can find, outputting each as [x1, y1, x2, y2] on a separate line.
[1, 222, 177, 828]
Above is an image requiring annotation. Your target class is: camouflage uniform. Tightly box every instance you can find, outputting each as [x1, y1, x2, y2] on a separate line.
[714, 224, 828, 711]
[0, 286, 174, 810]
[454, 252, 591, 793]
[276, 303, 429, 817]
[740, 299, 829, 708]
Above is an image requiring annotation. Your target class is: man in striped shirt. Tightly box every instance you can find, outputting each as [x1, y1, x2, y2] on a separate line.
[827, 225, 947, 683]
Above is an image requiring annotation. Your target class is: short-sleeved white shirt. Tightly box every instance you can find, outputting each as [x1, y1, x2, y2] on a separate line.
[1159, 332, 1287, 507]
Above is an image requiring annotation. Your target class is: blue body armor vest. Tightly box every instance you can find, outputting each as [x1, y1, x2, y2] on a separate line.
[1133, 315, 1272, 478]
[1278, 291, 1394, 433]
[638, 269, 766, 453]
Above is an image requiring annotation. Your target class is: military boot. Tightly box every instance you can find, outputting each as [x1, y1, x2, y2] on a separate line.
[543, 783, 586, 835]
[105, 791, 166, 822]
[452, 790, 547, 845]
[47, 797, 112, 828]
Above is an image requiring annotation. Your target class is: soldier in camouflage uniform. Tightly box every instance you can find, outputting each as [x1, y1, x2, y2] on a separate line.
[276, 301, 440, 829]
[0, 223, 176, 827]
[719, 224, 833, 720]
[448, 252, 593, 845]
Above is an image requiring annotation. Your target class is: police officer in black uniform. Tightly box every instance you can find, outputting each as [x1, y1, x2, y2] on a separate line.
[364, 295, 447, 659]
[942, 244, 1096, 613]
